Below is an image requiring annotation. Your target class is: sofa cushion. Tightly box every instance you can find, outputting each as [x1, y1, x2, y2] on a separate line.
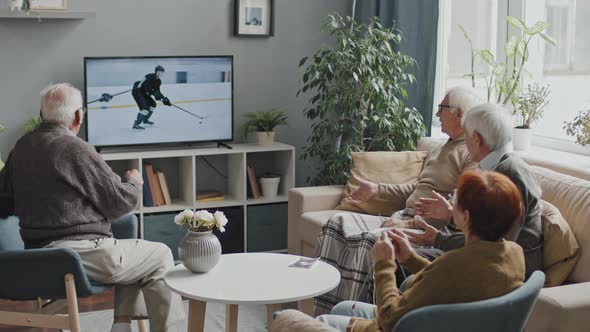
[335, 151, 428, 216]
[526, 281, 590, 332]
[532, 166, 590, 283]
[541, 200, 581, 286]
[270, 309, 339, 332]
[300, 210, 342, 250]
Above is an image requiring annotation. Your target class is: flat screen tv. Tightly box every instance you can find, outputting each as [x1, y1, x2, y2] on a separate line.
[84, 56, 233, 148]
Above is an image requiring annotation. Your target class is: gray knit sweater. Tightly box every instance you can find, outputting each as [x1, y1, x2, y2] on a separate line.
[0, 123, 141, 248]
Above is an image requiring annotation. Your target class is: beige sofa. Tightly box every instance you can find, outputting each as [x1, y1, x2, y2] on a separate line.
[288, 138, 590, 332]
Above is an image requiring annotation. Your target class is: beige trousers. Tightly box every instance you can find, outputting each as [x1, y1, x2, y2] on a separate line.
[46, 238, 185, 332]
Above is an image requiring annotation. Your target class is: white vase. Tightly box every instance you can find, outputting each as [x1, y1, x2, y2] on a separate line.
[260, 176, 280, 198]
[178, 230, 221, 273]
[513, 127, 533, 151]
[256, 131, 275, 147]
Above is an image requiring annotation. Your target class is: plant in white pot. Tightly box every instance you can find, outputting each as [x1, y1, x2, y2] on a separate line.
[259, 172, 281, 198]
[513, 83, 550, 151]
[242, 109, 288, 147]
[564, 110, 590, 148]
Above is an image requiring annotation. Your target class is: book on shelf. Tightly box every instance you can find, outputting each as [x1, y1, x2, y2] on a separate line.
[157, 170, 172, 205]
[196, 190, 225, 203]
[247, 166, 261, 198]
[196, 196, 225, 203]
[196, 190, 225, 200]
[144, 163, 163, 206]
[152, 169, 166, 206]
[142, 170, 153, 207]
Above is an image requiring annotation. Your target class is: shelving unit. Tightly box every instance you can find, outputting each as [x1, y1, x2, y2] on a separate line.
[0, 10, 95, 19]
[100, 142, 295, 256]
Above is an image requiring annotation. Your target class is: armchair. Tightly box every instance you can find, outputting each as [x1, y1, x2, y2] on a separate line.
[0, 214, 147, 332]
[270, 271, 545, 332]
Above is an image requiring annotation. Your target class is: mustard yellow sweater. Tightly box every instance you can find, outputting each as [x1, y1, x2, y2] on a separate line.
[349, 240, 525, 332]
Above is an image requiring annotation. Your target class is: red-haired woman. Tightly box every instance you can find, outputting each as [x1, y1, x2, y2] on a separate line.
[316, 170, 526, 332]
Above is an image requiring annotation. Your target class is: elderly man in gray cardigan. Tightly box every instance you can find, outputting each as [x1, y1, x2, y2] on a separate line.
[410, 103, 544, 279]
[0, 83, 184, 332]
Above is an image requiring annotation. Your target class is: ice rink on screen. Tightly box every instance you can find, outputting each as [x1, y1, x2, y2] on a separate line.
[87, 82, 232, 147]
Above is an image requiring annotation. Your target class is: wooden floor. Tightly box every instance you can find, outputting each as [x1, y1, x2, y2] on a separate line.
[0, 289, 115, 331]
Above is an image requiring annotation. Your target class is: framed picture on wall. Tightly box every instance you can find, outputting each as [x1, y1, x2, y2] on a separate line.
[234, 0, 274, 37]
[29, 0, 67, 10]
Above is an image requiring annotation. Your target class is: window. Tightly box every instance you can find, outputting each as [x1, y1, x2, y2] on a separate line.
[435, 0, 590, 154]
[533, 0, 590, 152]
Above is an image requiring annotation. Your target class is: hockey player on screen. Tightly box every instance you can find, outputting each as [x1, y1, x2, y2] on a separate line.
[131, 65, 172, 130]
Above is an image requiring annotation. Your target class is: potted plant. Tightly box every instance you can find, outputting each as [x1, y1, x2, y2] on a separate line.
[259, 172, 281, 198]
[298, 14, 426, 185]
[513, 83, 550, 151]
[25, 116, 42, 133]
[174, 209, 228, 273]
[242, 109, 288, 147]
[460, 17, 556, 107]
[564, 110, 590, 148]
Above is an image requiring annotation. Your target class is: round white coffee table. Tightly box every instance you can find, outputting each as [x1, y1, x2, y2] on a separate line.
[164, 252, 340, 332]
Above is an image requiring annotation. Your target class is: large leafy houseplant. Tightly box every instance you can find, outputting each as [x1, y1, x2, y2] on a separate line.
[460, 16, 556, 107]
[298, 14, 426, 185]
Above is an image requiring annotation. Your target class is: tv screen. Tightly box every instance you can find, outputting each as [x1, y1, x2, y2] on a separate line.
[84, 56, 233, 148]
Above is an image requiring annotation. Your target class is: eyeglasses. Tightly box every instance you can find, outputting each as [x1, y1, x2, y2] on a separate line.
[437, 104, 457, 112]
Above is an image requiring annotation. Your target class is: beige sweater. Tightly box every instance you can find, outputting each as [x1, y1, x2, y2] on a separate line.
[349, 240, 525, 332]
[377, 136, 476, 213]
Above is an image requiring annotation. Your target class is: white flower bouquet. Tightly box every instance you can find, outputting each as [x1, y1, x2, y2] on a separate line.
[174, 209, 228, 232]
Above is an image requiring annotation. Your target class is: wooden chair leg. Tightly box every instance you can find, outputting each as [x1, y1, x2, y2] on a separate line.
[137, 319, 149, 332]
[64, 273, 81, 332]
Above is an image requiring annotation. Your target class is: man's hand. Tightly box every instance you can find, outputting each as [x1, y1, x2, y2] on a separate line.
[387, 229, 414, 264]
[125, 169, 143, 185]
[414, 190, 453, 222]
[99, 93, 113, 103]
[402, 217, 439, 247]
[342, 174, 378, 205]
[162, 97, 172, 106]
[370, 232, 396, 263]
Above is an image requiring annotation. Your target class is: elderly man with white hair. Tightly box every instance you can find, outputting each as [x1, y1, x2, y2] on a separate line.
[313, 86, 482, 314]
[0, 83, 184, 332]
[408, 103, 544, 279]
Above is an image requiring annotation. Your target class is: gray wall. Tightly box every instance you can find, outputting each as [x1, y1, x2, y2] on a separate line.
[0, 0, 353, 187]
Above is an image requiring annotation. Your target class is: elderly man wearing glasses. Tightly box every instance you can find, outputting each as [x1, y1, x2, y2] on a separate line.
[314, 86, 484, 314]
[408, 103, 543, 279]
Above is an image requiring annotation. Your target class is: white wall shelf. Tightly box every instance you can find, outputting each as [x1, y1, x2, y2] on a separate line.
[0, 10, 95, 19]
[101, 142, 295, 253]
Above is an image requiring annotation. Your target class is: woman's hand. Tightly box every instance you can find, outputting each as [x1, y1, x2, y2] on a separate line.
[402, 217, 440, 247]
[370, 232, 395, 263]
[342, 174, 378, 205]
[414, 190, 453, 222]
[387, 229, 414, 264]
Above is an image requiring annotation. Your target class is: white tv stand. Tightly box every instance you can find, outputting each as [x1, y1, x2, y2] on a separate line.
[100, 142, 295, 254]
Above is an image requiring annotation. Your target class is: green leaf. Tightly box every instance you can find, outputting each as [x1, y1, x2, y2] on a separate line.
[505, 36, 519, 57]
[506, 16, 526, 31]
[479, 49, 495, 65]
[526, 21, 547, 35]
[298, 56, 308, 67]
[458, 24, 472, 43]
[539, 32, 557, 46]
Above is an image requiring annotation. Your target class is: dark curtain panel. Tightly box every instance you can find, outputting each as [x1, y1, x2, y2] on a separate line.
[354, 0, 439, 135]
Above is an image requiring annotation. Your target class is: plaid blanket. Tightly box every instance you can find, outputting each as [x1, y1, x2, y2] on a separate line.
[314, 212, 388, 315]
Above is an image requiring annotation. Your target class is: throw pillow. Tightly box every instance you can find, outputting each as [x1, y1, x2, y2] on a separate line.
[269, 309, 339, 332]
[541, 200, 581, 287]
[335, 151, 428, 216]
